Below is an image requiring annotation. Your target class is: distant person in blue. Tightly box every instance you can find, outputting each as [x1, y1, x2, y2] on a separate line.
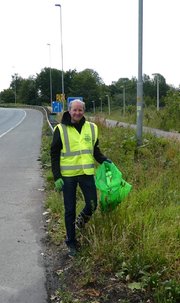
[50, 99, 110, 257]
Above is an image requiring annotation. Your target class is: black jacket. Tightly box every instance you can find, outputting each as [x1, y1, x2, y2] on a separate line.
[50, 111, 107, 181]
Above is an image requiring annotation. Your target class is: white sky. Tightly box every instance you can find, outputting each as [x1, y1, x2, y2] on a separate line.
[0, 0, 180, 92]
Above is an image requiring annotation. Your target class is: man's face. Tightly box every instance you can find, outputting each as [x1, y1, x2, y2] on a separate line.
[69, 102, 85, 123]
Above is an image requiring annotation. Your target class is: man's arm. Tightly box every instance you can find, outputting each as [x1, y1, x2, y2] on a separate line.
[50, 127, 63, 181]
[93, 139, 108, 164]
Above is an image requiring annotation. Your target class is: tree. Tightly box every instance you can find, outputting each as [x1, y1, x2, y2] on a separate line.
[108, 77, 137, 108]
[160, 90, 180, 131]
[0, 88, 15, 103]
[69, 69, 103, 109]
[152, 73, 170, 106]
[18, 77, 38, 105]
[63, 69, 78, 98]
[36, 67, 62, 104]
[10, 74, 24, 103]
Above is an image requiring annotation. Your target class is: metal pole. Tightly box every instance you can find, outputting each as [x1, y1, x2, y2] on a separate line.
[157, 75, 159, 111]
[92, 101, 95, 114]
[152, 73, 160, 111]
[106, 94, 111, 115]
[55, 4, 64, 96]
[12, 66, 17, 104]
[123, 86, 126, 115]
[14, 74, 17, 104]
[12, 73, 17, 104]
[47, 43, 53, 105]
[136, 0, 143, 146]
[99, 98, 102, 113]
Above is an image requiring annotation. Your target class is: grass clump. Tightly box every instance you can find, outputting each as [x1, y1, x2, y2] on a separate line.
[42, 117, 180, 302]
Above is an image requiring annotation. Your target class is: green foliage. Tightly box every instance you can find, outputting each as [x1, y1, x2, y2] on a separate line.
[0, 88, 15, 103]
[40, 122, 52, 167]
[45, 192, 65, 244]
[19, 77, 38, 105]
[1, 66, 178, 110]
[69, 68, 103, 109]
[81, 132, 179, 300]
[159, 91, 180, 131]
[102, 101, 179, 132]
[84, 130, 179, 300]
[41, 112, 180, 301]
[154, 279, 180, 303]
[36, 67, 62, 103]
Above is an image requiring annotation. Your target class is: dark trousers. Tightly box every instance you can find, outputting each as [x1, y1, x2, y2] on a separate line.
[62, 174, 97, 246]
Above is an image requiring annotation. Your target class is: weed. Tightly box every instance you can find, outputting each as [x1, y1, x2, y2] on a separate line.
[42, 113, 180, 301]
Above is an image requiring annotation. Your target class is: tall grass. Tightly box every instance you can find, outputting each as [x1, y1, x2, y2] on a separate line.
[42, 119, 180, 302]
[82, 122, 180, 301]
[88, 103, 180, 132]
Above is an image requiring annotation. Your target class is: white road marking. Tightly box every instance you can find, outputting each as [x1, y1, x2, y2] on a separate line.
[0, 110, 26, 138]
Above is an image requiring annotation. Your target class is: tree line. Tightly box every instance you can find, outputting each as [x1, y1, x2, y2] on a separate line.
[0, 67, 178, 110]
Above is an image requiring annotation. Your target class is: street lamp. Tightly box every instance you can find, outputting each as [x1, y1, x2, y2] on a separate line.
[55, 4, 64, 97]
[14, 74, 17, 104]
[152, 73, 160, 111]
[47, 43, 53, 106]
[106, 94, 111, 115]
[92, 100, 95, 114]
[136, 0, 143, 146]
[99, 97, 102, 113]
[12, 74, 17, 104]
[121, 85, 126, 115]
[12, 66, 17, 104]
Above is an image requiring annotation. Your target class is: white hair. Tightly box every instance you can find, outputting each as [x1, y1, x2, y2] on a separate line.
[68, 99, 85, 110]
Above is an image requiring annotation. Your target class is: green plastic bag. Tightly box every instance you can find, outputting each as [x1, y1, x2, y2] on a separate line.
[95, 162, 132, 211]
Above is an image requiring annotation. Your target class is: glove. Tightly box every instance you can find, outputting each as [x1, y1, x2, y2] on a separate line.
[104, 159, 112, 163]
[55, 178, 64, 192]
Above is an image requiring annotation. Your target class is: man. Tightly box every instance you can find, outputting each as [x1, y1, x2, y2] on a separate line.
[50, 99, 110, 257]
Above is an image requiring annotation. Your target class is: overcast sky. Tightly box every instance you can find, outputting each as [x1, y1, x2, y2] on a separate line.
[0, 0, 179, 92]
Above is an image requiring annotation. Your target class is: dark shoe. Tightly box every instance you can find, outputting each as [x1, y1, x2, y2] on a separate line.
[75, 214, 85, 229]
[75, 213, 91, 229]
[67, 247, 77, 258]
[67, 243, 78, 258]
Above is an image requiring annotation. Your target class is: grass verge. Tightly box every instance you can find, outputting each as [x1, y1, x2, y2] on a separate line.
[41, 119, 180, 303]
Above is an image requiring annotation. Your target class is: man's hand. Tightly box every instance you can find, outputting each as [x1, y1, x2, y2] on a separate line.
[55, 178, 64, 192]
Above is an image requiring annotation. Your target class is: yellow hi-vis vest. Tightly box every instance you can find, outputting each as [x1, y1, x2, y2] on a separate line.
[56, 121, 98, 177]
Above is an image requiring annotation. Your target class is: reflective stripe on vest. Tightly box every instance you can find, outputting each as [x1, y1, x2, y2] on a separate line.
[60, 123, 96, 157]
[60, 164, 94, 170]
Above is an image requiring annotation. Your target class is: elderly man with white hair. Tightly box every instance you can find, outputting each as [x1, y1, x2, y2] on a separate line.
[50, 99, 111, 257]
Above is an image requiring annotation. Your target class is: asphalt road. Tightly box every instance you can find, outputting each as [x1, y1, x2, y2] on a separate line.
[0, 108, 47, 303]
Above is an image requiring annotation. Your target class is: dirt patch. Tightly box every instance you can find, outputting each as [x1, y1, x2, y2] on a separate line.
[43, 234, 154, 303]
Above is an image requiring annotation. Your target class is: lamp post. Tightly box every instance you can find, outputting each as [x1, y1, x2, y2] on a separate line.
[99, 97, 102, 113]
[47, 43, 53, 106]
[152, 73, 160, 111]
[106, 94, 111, 115]
[12, 66, 17, 104]
[55, 4, 64, 97]
[92, 100, 95, 114]
[14, 74, 17, 104]
[12, 74, 17, 104]
[121, 85, 126, 115]
[136, 0, 143, 146]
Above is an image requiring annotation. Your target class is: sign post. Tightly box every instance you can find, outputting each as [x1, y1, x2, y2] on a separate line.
[52, 101, 63, 113]
[67, 97, 83, 107]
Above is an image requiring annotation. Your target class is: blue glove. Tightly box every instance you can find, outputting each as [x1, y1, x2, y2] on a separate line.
[55, 178, 64, 192]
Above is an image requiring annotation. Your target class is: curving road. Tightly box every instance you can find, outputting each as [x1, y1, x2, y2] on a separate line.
[0, 108, 47, 303]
